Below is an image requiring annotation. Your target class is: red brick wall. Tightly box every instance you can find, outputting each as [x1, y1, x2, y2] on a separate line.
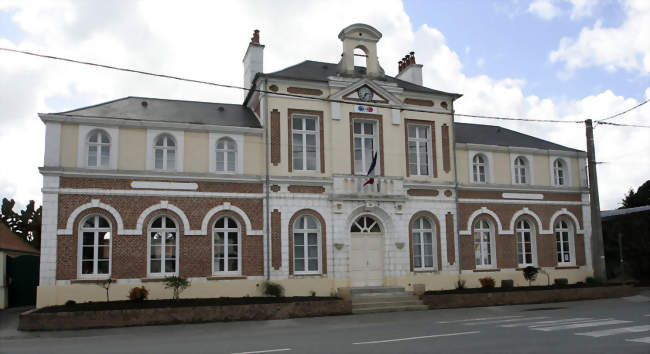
[60, 177, 262, 194]
[270, 109, 281, 166]
[445, 212, 455, 265]
[271, 209, 281, 270]
[442, 124, 450, 173]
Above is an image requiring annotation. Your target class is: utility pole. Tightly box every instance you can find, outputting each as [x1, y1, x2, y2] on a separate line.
[585, 119, 606, 281]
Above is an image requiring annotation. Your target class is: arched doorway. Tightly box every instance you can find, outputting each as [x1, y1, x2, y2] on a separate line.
[350, 215, 384, 287]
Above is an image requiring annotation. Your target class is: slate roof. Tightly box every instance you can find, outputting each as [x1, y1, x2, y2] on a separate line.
[454, 122, 583, 152]
[57, 97, 262, 128]
[262, 60, 462, 98]
[0, 223, 39, 255]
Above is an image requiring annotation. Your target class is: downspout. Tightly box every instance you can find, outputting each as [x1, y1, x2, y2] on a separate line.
[263, 78, 271, 281]
[451, 100, 463, 278]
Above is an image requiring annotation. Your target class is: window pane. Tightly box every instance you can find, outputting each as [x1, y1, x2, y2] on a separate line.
[293, 117, 302, 130]
[166, 137, 175, 147]
[228, 258, 238, 271]
[83, 232, 94, 246]
[295, 259, 305, 272]
[100, 146, 110, 167]
[418, 126, 428, 138]
[308, 245, 317, 258]
[82, 260, 94, 274]
[227, 152, 236, 171]
[88, 145, 97, 166]
[155, 149, 164, 169]
[305, 118, 316, 131]
[165, 260, 175, 273]
[150, 260, 161, 273]
[165, 245, 175, 258]
[424, 255, 433, 268]
[408, 126, 416, 138]
[308, 259, 318, 271]
[227, 217, 237, 228]
[353, 122, 361, 134]
[89, 132, 98, 143]
[98, 246, 110, 259]
[82, 246, 94, 260]
[307, 232, 317, 245]
[294, 233, 304, 246]
[216, 151, 224, 171]
[295, 245, 304, 258]
[150, 245, 161, 258]
[306, 216, 317, 229]
[216, 218, 224, 228]
[364, 123, 373, 135]
[98, 260, 109, 274]
[414, 252, 421, 268]
[167, 150, 175, 170]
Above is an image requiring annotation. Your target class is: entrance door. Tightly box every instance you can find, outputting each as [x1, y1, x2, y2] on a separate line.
[7, 255, 39, 307]
[350, 216, 384, 287]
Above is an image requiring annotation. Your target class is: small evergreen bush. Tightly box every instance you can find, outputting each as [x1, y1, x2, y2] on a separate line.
[479, 277, 495, 288]
[65, 300, 76, 306]
[262, 281, 285, 297]
[586, 276, 600, 285]
[501, 279, 514, 289]
[164, 276, 190, 300]
[523, 266, 539, 286]
[128, 286, 149, 302]
[554, 278, 569, 286]
[456, 279, 466, 290]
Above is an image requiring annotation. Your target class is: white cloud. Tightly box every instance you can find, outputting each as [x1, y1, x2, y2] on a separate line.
[569, 0, 599, 19]
[528, 0, 562, 20]
[550, 0, 650, 73]
[0, 0, 647, 211]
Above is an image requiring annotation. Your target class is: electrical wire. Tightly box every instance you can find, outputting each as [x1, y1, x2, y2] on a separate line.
[596, 99, 649, 123]
[0, 47, 645, 127]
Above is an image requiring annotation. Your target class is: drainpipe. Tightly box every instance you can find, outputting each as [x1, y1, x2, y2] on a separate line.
[263, 78, 271, 281]
[451, 100, 463, 278]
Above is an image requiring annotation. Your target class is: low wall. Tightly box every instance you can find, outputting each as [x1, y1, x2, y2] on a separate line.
[421, 285, 638, 309]
[19, 299, 352, 331]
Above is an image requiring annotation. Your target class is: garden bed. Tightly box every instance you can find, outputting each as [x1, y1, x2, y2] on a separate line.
[19, 296, 351, 331]
[421, 284, 638, 309]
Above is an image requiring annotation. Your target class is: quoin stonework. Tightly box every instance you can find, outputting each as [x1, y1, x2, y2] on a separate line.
[37, 24, 592, 307]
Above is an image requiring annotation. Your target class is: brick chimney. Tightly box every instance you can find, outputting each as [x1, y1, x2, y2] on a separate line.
[243, 29, 264, 96]
[396, 51, 423, 86]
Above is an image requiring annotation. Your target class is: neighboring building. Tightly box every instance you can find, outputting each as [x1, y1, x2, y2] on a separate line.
[601, 205, 650, 281]
[36, 24, 593, 307]
[0, 223, 40, 308]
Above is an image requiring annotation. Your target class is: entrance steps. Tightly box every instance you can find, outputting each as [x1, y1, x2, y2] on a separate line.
[349, 286, 428, 314]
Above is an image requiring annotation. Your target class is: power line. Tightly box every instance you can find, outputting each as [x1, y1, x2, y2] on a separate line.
[597, 121, 650, 128]
[596, 98, 648, 123]
[0, 46, 640, 127]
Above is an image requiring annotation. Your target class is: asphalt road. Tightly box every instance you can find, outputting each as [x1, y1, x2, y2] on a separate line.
[1, 294, 650, 354]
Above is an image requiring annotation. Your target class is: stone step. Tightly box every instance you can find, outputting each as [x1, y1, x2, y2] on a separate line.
[349, 286, 406, 295]
[353, 299, 424, 310]
[351, 294, 419, 302]
[352, 304, 429, 314]
[351, 292, 415, 300]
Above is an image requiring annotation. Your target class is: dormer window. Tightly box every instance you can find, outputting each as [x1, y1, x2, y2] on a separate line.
[87, 130, 110, 168]
[553, 159, 566, 186]
[154, 134, 176, 171]
[472, 154, 488, 183]
[216, 137, 237, 173]
[514, 156, 529, 184]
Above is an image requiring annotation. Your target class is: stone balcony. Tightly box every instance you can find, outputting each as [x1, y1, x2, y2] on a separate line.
[330, 175, 406, 201]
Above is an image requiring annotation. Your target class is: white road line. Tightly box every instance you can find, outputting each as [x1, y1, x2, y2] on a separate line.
[533, 320, 633, 332]
[352, 331, 480, 345]
[229, 349, 292, 354]
[626, 336, 650, 344]
[500, 318, 593, 328]
[576, 325, 650, 337]
[437, 316, 522, 324]
[528, 318, 604, 328]
[464, 316, 548, 326]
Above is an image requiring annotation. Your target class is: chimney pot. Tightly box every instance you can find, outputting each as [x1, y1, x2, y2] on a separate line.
[398, 60, 403, 72]
[410, 51, 415, 64]
[251, 29, 260, 44]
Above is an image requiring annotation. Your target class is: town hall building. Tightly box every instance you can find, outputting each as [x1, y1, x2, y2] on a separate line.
[36, 24, 592, 307]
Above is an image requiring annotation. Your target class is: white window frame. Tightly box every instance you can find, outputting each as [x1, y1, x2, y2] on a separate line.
[353, 118, 380, 175]
[291, 114, 320, 172]
[209, 133, 244, 174]
[515, 218, 537, 267]
[78, 214, 112, 278]
[212, 216, 242, 275]
[468, 150, 494, 184]
[407, 124, 432, 176]
[77, 125, 118, 169]
[474, 218, 496, 268]
[293, 214, 322, 275]
[216, 137, 237, 173]
[472, 154, 488, 183]
[511, 155, 532, 185]
[555, 218, 576, 266]
[146, 129, 184, 172]
[550, 156, 572, 187]
[412, 216, 437, 271]
[86, 129, 111, 169]
[147, 215, 179, 277]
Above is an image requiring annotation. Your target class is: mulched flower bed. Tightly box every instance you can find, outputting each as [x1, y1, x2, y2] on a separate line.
[423, 283, 625, 295]
[37, 296, 341, 313]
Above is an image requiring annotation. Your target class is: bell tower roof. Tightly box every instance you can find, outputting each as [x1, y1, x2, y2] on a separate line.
[338, 23, 382, 42]
[337, 23, 384, 77]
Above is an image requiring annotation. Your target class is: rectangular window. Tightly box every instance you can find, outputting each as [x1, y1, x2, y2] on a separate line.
[353, 119, 378, 175]
[292, 115, 319, 171]
[407, 124, 430, 176]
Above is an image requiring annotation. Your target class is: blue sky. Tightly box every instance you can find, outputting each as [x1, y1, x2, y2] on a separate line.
[0, 0, 648, 210]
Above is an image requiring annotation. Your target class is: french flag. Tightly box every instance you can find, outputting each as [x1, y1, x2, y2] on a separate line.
[363, 152, 378, 187]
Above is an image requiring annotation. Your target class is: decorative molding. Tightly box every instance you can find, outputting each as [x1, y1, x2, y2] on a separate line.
[502, 193, 544, 200]
[458, 198, 586, 206]
[130, 181, 198, 190]
[286, 87, 323, 96]
[459, 207, 505, 235]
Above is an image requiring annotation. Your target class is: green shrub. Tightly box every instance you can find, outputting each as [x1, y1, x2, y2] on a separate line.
[261, 281, 285, 297]
[479, 277, 495, 288]
[456, 279, 466, 290]
[522, 266, 539, 286]
[128, 286, 149, 302]
[586, 276, 600, 285]
[164, 276, 190, 300]
[310, 290, 316, 297]
[501, 279, 514, 289]
[554, 278, 569, 286]
[65, 300, 76, 306]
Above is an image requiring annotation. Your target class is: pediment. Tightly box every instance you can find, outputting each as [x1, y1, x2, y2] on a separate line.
[330, 79, 401, 105]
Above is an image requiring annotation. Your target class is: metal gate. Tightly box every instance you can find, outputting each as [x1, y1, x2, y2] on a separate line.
[7, 255, 39, 307]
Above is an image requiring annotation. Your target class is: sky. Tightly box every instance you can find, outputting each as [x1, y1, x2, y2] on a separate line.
[0, 0, 648, 211]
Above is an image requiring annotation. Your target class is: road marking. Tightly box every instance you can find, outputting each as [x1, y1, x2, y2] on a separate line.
[576, 325, 650, 337]
[229, 349, 291, 354]
[464, 316, 548, 326]
[437, 316, 522, 324]
[500, 318, 593, 328]
[352, 331, 480, 345]
[533, 320, 633, 332]
[626, 336, 650, 344]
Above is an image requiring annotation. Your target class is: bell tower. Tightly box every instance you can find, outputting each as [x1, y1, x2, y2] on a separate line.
[337, 24, 384, 77]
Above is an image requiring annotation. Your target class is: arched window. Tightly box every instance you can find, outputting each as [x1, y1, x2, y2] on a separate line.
[354, 47, 367, 68]
[412, 216, 436, 270]
[293, 214, 321, 274]
[514, 156, 529, 184]
[213, 216, 240, 274]
[87, 130, 110, 168]
[350, 215, 381, 233]
[154, 134, 176, 170]
[472, 154, 488, 183]
[553, 159, 566, 186]
[555, 219, 575, 265]
[474, 218, 495, 267]
[516, 219, 537, 267]
[216, 137, 237, 173]
[80, 215, 111, 276]
[148, 215, 178, 276]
